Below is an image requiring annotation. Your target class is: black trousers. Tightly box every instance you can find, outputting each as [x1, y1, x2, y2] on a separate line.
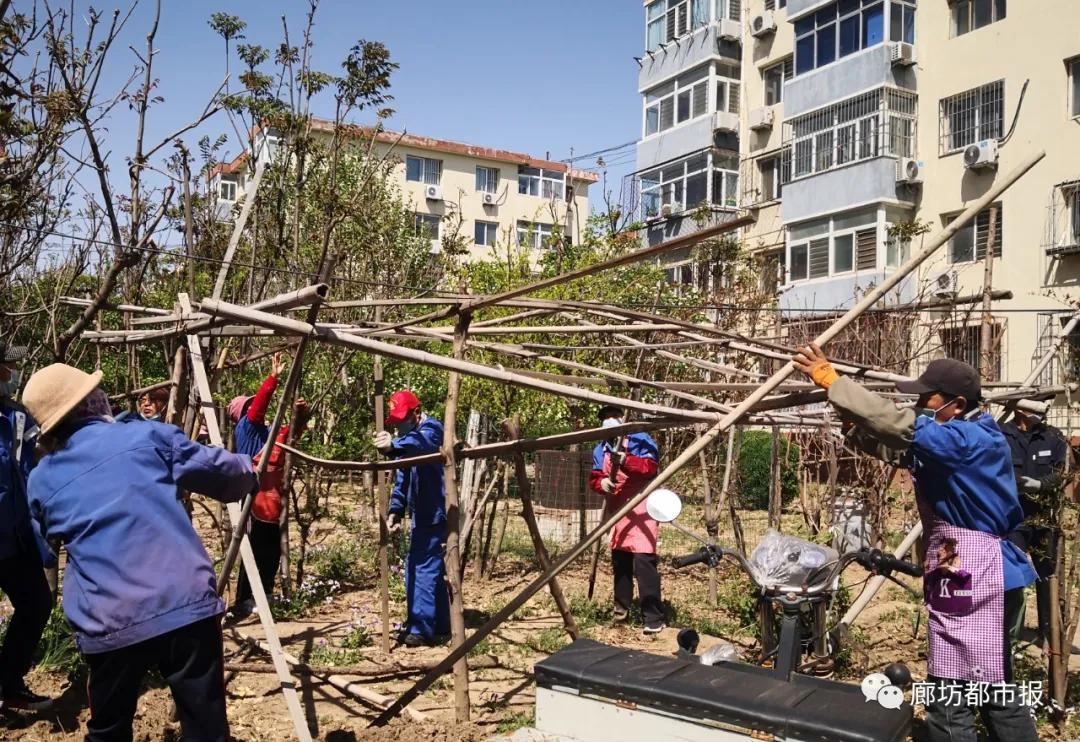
[924, 588, 1039, 742]
[612, 550, 664, 627]
[235, 519, 281, 605]
[0, 550, 52, 690]
[85, 615, 228, 742]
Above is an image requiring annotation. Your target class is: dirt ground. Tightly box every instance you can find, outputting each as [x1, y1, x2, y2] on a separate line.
[3, 497, 1079, 741]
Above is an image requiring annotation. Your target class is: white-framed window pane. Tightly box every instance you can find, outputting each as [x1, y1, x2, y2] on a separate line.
[406, 156, 423, 182]
[219, 180, 237, 201]
[790, 243, 809, 281]
[1070, 58, 1080, 118]
[1070, 189, 1080, 243]
[833, 233, 854, 273]
[415, 214, 440, 240]
[808, 237, 830, 278]
[474, 221, 498, 247]
[646, 106, 660, 135]
[475, 166, 499, 193]
[951, 224, 975, 263]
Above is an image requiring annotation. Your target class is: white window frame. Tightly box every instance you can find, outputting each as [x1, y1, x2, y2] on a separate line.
[1072, 188, 1080, 246]
[949, 0, 1006, 38]
[475, 166, 500, 193]
[786, 211, 879, 283]
[640, 150, 739, 219]
[219, 179, 237, 202]
[516, 220, 559, 249]
[414, 213, 441, 242]
[1068, 57, 1080, 120]
[474, 220, 499, 247]
[786, 87, 915, 181]
[518, 166, 565, 199]
[645, 0, 711, 52]
[794, 0, 891, 77]
[644, 62, 740, 139]
[758, 156, 782, 202]
[406, 155, 442, 185]
[762, 57, 793, 107]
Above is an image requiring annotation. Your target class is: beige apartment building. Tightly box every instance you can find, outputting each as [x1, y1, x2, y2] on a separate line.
[214, 121, 596, 263]
[638, 0, 1080, 390]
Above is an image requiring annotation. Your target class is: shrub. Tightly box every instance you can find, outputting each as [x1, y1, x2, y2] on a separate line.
[36, 604, 86, 677]
[736, 430, 800, 510]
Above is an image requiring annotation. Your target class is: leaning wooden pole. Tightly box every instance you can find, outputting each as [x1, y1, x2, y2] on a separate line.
[367, 148, 1045, 726]
[373, 306, 392, 654]
[505, 416, 579, 640]
[442, 312, 473, 721]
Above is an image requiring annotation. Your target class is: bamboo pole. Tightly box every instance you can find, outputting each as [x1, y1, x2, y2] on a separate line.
[360, 215, 756, 337]
[980, 205, 1000, 381]
[373, 306, 391, 654]
[368, 148, 1045, 727]
[441, 312, 472, 722]
[505, 416, 579, 640]
[177, 295, 311, 741]
[697, 424, 718, 607]
[836, 522, 924, 632]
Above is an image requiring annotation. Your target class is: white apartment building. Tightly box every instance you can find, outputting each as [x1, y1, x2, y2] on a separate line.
[639, 0, 1080, 388]
[213, 121, 597, 263]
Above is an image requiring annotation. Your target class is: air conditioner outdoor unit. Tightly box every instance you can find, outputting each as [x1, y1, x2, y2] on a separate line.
[889, 42, 916, 66]
[425, 184, 443, 201]
[482, 192, 496, 205]
[963, 139, 999, 170]
[895, 158, 924, 185]
[713, 111, 739, 133]
[932, 270, 959, 298]
[750, 11, 776, 38]
[748, 107, 774, 131]
[717, 18, 741, 41]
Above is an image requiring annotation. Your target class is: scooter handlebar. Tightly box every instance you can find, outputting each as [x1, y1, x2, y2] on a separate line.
[673, 546, 715, 569]
[857, 548, 923, 578]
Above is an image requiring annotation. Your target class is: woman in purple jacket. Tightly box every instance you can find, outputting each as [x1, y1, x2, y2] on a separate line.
[22, 364, 256, 742]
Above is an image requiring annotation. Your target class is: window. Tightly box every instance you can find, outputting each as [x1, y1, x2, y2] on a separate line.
[475, 166, 499, 193]
[890, 0, 915, 43]
[765, 0, 788, 9]
[947, 203, 1003, 263]
[219, 179, 237, 201]
[941, 324, 1002, 381]
[786, 87, 917, 180]
[885, 230, 909, 267]
[763, 57, 793, 106]
[758, 156, 783, 201]
[1072, 188, 1080, 245]
[406, 155, 442, 185]
[939, 80, 1004, 153]
[715, 0, 740, 22]
[414, 213, 440, 241]
[640, 151, 739, 218]
[516, 220, 562, 249]
[950, 0, 1005, 37]
[644, 66, 714, 136]
[786, 209, 878, 282]
[794, 0, 895, 76]
[1069, 57, 1080, 119]
[518, 166, 565, 199]
[474, 221, 499, 247]
[645, 0, 708, 51]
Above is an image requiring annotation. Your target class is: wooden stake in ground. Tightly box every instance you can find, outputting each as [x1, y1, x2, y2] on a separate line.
[768, 426, 781, 530]
[368, 149, 1045, 727]
[505, 416, 579, 640]
[696, 424, 718, 607]
[441, 312, 473, 722]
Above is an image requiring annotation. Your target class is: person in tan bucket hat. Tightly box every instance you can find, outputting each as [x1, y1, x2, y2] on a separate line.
[22, 363, 256, 741]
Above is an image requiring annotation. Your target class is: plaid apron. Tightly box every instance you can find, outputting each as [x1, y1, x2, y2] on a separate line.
[923, 519, 1005, 683]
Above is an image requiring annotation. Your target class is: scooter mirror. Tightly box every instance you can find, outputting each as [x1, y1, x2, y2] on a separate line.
[646, 489, 682, 523]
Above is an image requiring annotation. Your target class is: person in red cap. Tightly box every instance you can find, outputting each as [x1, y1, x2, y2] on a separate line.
[373, 390, 450, 646]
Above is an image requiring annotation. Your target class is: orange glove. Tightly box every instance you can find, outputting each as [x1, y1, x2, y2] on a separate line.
[808, 359, 839, 389]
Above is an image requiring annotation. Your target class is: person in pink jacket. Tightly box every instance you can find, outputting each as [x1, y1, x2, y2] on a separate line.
[588, 405, 664, 634]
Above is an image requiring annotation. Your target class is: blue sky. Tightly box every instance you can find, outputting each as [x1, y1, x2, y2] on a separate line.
[73, 0, 645, 211]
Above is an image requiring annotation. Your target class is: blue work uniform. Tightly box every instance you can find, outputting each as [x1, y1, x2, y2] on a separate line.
[387, 416, 449, 639]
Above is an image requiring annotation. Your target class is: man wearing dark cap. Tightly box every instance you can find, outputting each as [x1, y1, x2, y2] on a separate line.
[1000, 395, 1069, 650]
[0, 343, 53, 711]
[794, 344, 1037, 742]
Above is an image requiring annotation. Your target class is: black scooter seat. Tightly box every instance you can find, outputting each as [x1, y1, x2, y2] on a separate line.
[535, 639, 910, 742]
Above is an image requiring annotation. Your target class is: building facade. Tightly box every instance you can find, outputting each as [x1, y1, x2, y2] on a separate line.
[213, 122, 597, 263]
[641, 0, 1080, 386]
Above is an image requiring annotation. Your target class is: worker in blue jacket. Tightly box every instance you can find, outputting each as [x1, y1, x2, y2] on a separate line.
[22, 363, 256, 742]
[373, 389, 450, 647]
[0, 343, 53, 713]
